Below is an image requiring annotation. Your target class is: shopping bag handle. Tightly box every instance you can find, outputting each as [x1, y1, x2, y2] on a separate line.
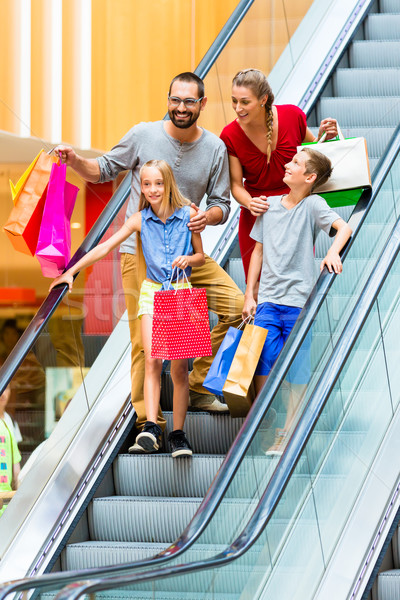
[167, 267, 191, 293]
[238, 315, 252, 329]
[317, 122, 345, 144]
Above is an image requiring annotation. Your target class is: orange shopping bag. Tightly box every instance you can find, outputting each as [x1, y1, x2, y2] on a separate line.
[4, 150, 54, 255]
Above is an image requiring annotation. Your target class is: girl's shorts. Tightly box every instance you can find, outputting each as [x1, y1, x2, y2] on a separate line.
[138, 279, 192, 318]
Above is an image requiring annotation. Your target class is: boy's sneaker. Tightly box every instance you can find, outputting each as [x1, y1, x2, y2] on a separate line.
[134, 421, 162, 452]
[265, 428, 288, 457]
[168, 430, 193, 458]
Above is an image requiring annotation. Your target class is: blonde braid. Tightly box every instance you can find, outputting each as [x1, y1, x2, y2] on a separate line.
[264, 101, 274, 163]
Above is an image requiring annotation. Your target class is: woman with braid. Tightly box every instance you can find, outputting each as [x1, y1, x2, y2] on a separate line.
[220, 68, 338, 278]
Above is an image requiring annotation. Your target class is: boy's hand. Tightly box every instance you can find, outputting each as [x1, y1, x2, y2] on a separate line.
[172, 255, 190, 270]
[320, 250, 343, 274]
[249, 196, 270, 217]
[242, 295, 257, 320]
[49, 272, 74, 293]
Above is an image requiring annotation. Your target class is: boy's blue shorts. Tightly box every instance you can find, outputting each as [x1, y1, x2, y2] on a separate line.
[254, 301, 311, 384]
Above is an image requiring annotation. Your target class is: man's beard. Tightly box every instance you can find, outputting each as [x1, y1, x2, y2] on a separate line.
[168, 108, 200, 129]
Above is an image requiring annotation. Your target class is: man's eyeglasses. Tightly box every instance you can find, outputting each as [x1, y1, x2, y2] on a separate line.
[168, 96, 204, 108]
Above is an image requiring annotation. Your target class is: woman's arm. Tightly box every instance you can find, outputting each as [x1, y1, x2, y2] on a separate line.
[228, 155, 269, 216]
[49, 212, 142, 292]
[320, 218, 352, 273]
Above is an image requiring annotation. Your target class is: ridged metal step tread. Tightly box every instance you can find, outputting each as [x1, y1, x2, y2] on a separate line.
[160, 411, 245, 455]
[350, 41, 400, 68]
[365, 14, 400, 41]
[318, 97, 400, 127]
[114, 453, 224, 497]
[334, 68, 400, 96]
[89, 496, 256, 543]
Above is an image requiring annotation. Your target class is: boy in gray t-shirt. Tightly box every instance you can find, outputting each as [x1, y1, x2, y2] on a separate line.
[242, 147, 352, 454]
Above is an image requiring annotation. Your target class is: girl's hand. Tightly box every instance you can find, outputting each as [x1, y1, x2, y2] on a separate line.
[172, 255, 191, 270]
[242, 295, 257, 320]
[317, 118, 338, 141]
[49, 272, 74, 293]
[249, 196, 270, 217]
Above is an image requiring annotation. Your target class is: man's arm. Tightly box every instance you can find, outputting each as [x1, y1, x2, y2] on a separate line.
[320, 218, 352, 273]
[56, 126, 138, 185]
[56, 146, 101, 182]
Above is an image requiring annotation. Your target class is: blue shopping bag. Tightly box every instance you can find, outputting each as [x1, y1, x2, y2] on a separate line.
[203, 326, 243, 396]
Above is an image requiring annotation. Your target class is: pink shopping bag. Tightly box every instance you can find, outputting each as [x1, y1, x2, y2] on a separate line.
[151, 287, 212, 360]
[35, 162, 79, 277]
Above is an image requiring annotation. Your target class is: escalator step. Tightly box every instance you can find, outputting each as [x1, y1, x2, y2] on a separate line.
[378, 569, 400, 599]
[88, 496, 257, 544]
[61, 541, 263, 596]
[350, 41, 400, 68]
[365, 14, 400, 40]
[318, 97, 400, 127]
[334, 68, 400, 96]
[114, 454, 224, 497]
[161, 412, 244, 455]
[380, 0, 400, 11]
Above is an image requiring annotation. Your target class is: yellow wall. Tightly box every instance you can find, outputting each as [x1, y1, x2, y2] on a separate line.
[90, 0, 238, 150]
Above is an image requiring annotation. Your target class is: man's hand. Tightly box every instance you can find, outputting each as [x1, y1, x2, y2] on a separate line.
[54, 145, 78, 167]
[249, 196, 270, 217]
[317, 118, 338, 141]
[188, 203, 208, 233]
[320, 250, 343, 274]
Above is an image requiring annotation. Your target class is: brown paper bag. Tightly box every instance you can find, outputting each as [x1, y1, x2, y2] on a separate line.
[222, 323, 268, 418]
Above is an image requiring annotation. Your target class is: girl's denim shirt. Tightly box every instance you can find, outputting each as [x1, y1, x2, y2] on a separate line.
[140, 205, 193, 289]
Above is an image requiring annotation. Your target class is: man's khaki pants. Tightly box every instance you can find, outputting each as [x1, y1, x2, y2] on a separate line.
[121, 251, 244, 431]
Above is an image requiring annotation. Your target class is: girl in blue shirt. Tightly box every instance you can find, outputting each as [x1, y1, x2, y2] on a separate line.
[50, 160, 205, 458]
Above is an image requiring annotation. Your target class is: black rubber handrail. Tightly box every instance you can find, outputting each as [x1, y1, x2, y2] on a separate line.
[52, 141, 400, 600]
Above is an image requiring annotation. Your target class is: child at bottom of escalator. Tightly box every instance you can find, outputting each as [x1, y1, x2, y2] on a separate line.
[49, 159, 205, 458]
[242, 147, 353, 456]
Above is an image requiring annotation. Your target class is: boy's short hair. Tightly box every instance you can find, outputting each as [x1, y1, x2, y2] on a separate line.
[169, 72, 205, 99]
[301, 147, 333, 191]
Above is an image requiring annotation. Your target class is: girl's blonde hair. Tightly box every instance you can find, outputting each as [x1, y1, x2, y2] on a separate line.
[232, 68, 275, 163]
[139, 159, 190, 212]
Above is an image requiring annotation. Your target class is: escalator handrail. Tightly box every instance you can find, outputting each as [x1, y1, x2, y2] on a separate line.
[52, 133, 400, 600]
[2, 126, 399, 600]
[0, 0, 255, 399]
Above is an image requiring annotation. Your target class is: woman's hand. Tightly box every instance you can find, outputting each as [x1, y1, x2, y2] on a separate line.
[249, 196, 270, 217]
[49, 272, 74, 293]
[317, 118, 338, 141]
